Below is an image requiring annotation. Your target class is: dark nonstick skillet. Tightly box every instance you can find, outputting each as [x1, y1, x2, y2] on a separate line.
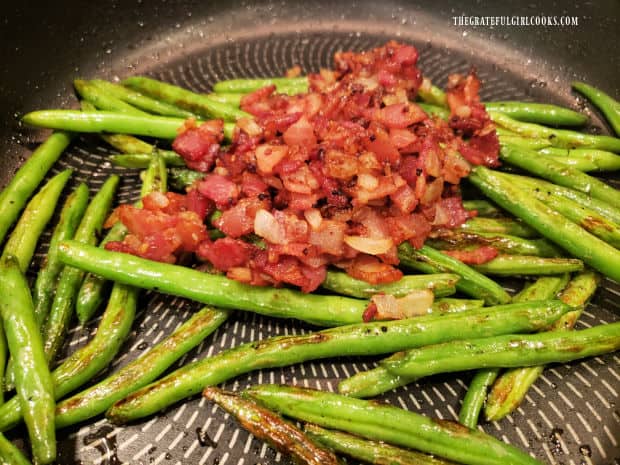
[1, 1, 619, 464]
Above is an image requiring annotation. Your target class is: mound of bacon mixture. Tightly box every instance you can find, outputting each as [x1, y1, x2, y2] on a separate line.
[105, 41, 500, 294]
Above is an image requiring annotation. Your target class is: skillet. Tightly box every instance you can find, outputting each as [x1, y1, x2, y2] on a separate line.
[0, 1, 619, 463]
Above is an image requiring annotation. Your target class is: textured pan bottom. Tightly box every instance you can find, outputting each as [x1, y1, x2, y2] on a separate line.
[12, 32, 619, 465]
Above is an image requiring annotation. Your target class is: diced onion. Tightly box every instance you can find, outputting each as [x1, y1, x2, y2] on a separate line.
[455, 105, 472, 118]
[344, 235, 393, 255]
[355, 76, 379, 91]
[227, 267, 253, 282]
[254, 209, 286, 245]
[357, 173, 379, 191]
[421, 177, 444, 206]
[237, 117, 263, 137]
[255, 144, 288, 175]
[395, 289, 434, 317]
[371, 289, 434, 320]
[147, 191, 169, 208]
[432, 204, 450, 226]
[370, 294, 399, 319]
[304, 208, 323, 230]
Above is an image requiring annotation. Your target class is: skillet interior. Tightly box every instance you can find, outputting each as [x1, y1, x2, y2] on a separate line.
[0, 1, 619, 464]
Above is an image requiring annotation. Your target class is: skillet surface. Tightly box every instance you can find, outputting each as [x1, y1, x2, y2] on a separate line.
[0, 1, 619, 464]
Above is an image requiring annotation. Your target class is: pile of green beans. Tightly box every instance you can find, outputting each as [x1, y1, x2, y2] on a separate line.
[458, 274, 570, 428]
[2, 68, 618, 465]
[0, 258, 56, 465]
[203, 388, 339, 465]
[245, 384, 544, 465]
[105, 299, 571, 424]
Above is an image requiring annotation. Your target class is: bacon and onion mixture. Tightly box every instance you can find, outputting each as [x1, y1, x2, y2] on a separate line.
[105, 41, 500, 305]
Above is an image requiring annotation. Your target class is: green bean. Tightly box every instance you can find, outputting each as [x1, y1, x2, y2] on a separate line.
[469, 167, 620, 282]
[110, 152, 185, 168]
[337, 296, 498, 400]
[0, 257, 55, 464]
[458, 274, 569, 428]
[1, 169, 72, 271]
[485, 271, 598, 421]
[538, 153, 611, 172]
[500, 144, 620, 206]
[415, 82, 586, 127]
[322, 271, 458, 298]
[79, 100, 164, 155]
[514, 275, 571, 303]
[54, 306, 229, 428]
[0, 283, 137, 433]
[485, 101, 587, 126]
[0, 132, 73, 245]
[398, 243, 511, 305]
[245, 385, 544, 465]
[206, 92, 244, 106]
[0, 433, 32, 465]
[42, 176, 119, 362]
[494, 127, 520, 137]
[0, 323, 6, 402]
[74, 79, 148, 115]
[338, 278, 568, 400]
[77, 155, 167, 324]
[2, 182, 88, 392]
[427, 231, 562, 257]
[202, 388, 338, 465]
[381, 319, 619, 380]
[304, 424, 456, 465]
[537, 147, 620, 171]
[168, 168, 205, 190]
[99, 134, 154, 154]
[123, 76, 250, 121]
[32, 183, 89, 327]
[507, 172, 620, 226]
[498, 135, 553, 150]
[338, 350, 412, 398]
[489, 110, 620, 151]
[23, 110, 235, 141]
[461, 199, 501, 217]
[105, 300, 570, 424]
[23, 110, 185, 138]
[416, 99, 587, 128]
[511, 177, 620, 248]
[417, 80, 447, 107]
[58, 241, 370, 326]
[212, 77, 308, 93]
[458, 217, 538, 238]
[472, 255, 583, 276]
[572, 81, 620, 136]
[458, 370, 499, 429]
[89, 79, 197, 118]
[431, 298, 484, 313]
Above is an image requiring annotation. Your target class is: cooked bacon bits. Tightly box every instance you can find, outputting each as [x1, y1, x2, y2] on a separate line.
[106, 41, 500, 293]
[446, 71, 500, 167]
[105, 192, 211, 263]
[442, 246, 499, 265]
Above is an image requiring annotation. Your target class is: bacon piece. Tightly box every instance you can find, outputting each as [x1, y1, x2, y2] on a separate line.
[446, 71, 500, 167]
[196, 238, 254, 271]
[172, 120, 224, 172]
[197, 175, 240, 207]
[442, 246, 499, 265]
[283, 116, 317, 148]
